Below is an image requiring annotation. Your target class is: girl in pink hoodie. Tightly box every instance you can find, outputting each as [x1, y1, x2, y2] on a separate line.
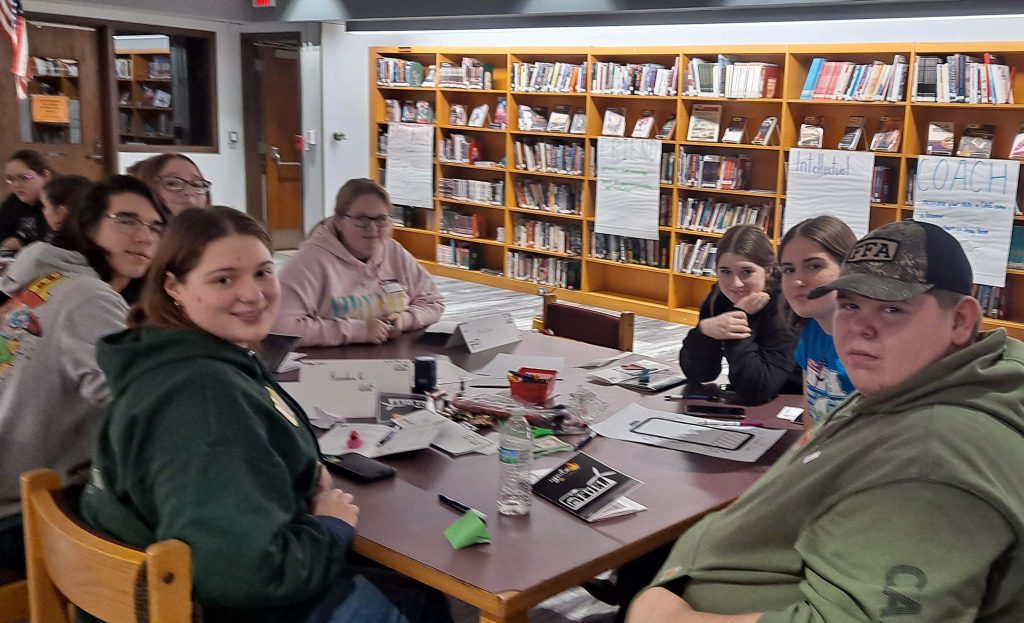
[273, 178, 444, 346]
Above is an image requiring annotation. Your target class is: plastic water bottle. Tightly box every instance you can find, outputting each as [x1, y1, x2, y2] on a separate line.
[497, 412, 534, 516]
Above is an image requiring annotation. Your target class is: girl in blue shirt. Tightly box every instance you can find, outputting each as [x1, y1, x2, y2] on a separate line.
[779, 216, 857, 428]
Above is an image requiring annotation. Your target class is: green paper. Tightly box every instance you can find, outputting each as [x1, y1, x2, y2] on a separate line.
[531, 426, 555, 438]
[444, 511, 491, 549]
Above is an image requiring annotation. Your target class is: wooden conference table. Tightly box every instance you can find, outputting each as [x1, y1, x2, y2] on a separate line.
[296, 331, 803, 623]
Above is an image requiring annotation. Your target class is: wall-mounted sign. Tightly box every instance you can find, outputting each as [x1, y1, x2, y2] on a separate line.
[30, 95, 70, 124]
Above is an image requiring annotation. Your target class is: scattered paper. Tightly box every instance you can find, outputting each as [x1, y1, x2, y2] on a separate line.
[575, 351, 631, 369]
[533, 436, 576, 456]
[587, 359, 670, 385]
[776, 406, 804, 422]
[280, 375, 377, 425]
[592, 403, 786, 463]
[319, 420, 442, 458]
[444, 511, 491, 549]
[300, 359, 413, 394]
[476, 354, 565, 378]
[276, 352, 308, 373]
[394, 409, 497, 456]
[436, 357, 473, 386]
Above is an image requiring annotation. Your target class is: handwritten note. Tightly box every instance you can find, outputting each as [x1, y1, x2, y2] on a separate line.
[300, 360, 413, 394]
[913, 156, 1020, 287]
[784, 149, 874, 237]
[595, 138, 661, 240]
[386, 122, 433, 208]
[439, 313, 520, 353]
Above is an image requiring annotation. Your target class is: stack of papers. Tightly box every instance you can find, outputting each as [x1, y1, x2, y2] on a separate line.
[586, 359, 671, 385]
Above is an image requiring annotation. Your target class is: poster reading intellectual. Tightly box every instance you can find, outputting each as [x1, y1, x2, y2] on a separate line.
[595, 137, 661, 240]
[913, 155, 1020, 287]
[385, 122, 433, 208]
[784, 148, 874, 238]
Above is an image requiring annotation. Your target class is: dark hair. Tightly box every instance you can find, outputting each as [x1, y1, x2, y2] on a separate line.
[42, 174, 91, 211]
[717, 225, 776, 271]
[334, 177, 392, 219]
[7, 149, 54, 176]
[778, 215, 857, 266]
[130, 206, 272, 330]
[53, 175, 169, 304]
[131, 153, 211, 209]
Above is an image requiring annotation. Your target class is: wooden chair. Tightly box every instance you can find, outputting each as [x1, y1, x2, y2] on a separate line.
[540, 293, 635, 352]
[0, 579, 28, 623]
[20, 469, 192, 623]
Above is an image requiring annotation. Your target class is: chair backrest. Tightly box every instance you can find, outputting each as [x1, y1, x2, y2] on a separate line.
[20, 469, 192, 623]
[542, 294, 635, 352]
[0, 579, 28, 623]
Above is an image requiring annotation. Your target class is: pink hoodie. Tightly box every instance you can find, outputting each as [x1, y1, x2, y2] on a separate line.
[273, 224, 444, 346]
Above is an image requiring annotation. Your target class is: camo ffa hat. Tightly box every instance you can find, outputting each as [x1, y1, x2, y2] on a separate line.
[808, 220, 973, 302]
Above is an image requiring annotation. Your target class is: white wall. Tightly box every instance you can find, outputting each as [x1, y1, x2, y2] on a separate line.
[321, 13, 1024, 220]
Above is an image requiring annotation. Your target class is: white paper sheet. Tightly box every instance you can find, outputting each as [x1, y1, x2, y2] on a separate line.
[913, 156, 1020, 287]
[279, 375, 377, 426]
[592, 403, 786, 463]
[595, 137, 661, 240]
[319, 420, 443, 458]
[475, 354, 566, 378]
[394, 409, 497, 455]
[586, 359, 670, 385]
[385, 122, 433, 208]
[299, 359, 413, 394]
[784, 148, 874, 238]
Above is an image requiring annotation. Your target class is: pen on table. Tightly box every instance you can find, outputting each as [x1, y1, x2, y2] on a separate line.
[438, 494, 488, 522]
[706, 421, 764, 428]
[376, 428, 397, 447]
[575, 430, 598, 450]
[664, 394, 709, 401]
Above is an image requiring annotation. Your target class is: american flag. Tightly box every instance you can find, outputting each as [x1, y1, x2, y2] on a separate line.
[0, 0, 29, 99]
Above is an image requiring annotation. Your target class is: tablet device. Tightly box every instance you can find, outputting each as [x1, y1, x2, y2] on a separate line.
[629, 417, 753, 451]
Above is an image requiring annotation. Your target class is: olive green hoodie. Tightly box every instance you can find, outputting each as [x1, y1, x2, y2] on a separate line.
[641, 329, 1024, 622]
[81, 327, 353, 623]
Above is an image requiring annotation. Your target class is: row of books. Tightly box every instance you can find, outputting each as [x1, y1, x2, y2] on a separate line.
[796, 115, 902, 153]
[870, 165, 897, 204]
[449, 100, 506, 128]
[684, 56, 780, 99]
[912, 54, 1013, 104]
[438, 134, 482, 164]
[799, 56, 908, 102]
[518, 105, 586, 134]
[1009, 227, 1024, 270]
[507, 251, 581, 289]
[438, 177, 505, 205]
[376, 57, 426, 87]
[591, 233, 668, 268]
[512, 217, 583, 255]
[512, 139, 585, 175]
[510, 62, 586, 93]
[673, 239, 718, 275]
[114, 58, 133, 80]
[678, 152, 753, 191]
[925, 121, 1007, 159]
[513, 179, 583, 215]
[600, 109, 675, 139]
[660, 152, 675, 184]
[677, 198, 770, 233]
[436, 241, 481, 270]
[440, 208, 487, 239]
[384, 99, 434, 124]
[972, 284, 1007, 320]
[438, 58, 493, 90]
[590, 60, 679, 96]
[685, 106, 778, 145]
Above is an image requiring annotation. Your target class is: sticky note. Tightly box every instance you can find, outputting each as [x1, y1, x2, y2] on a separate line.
[443, 511, 491, 549]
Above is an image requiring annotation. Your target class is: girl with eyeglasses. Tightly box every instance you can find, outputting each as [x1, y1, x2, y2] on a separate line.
[0, 175, 169, 576]
[0, 149, 54, 252]
[131, 153, 212, 215]
[274, 178, 444, 346]
[678, 224, 801, 404]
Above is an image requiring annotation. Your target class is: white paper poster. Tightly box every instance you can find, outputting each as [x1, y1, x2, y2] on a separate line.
[913, 156, 1020, 287]
[784, 148, 874, 238]
[595, 137, 661, 240]
[385, 122, 433, 208]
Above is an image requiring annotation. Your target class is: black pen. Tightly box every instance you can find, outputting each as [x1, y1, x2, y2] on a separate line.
[575, 430, 598, 451]
[664, 394, 708, 400]
[438, 494, 487, 522]
[376, 429, 397, 447]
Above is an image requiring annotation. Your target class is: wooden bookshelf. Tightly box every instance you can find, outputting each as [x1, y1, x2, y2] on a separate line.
[115, 50, 176, 144]
[371, 44, 1024, 336]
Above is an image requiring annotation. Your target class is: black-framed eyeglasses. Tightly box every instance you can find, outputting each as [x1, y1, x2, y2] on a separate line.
[158, 176, 212, 195]
[344, 214, 392, 229]
[105, 212, 166, 236]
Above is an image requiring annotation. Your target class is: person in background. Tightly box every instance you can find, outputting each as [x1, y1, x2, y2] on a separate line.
[273, 178, 444, 346]
[132, 153, 212, 215]
[678, 224, 801, 404]
[40, 174, 91, 240]
[627, 220, 1024, 623]
[778, 215, 858, 428]
[0, 175, 167, 575]
[81, 207, 451, 623]
[0, 149, 54, 251]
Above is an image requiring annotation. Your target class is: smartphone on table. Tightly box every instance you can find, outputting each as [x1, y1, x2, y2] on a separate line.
[322, 453, 396, 483]
[683, 404, 746, 419]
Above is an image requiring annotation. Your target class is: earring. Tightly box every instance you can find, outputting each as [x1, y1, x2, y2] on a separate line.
[173, 300, 182, 309]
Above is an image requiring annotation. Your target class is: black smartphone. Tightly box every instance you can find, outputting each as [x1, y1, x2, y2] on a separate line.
[684, 404, 746, 419]
[629, 417, 753, 451]
[322, 453, 396, 483]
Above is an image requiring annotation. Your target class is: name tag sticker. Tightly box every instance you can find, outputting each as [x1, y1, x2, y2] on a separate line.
[382, 281, 405, 294]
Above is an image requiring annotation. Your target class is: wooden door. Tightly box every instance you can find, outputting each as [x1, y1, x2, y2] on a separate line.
[0, 20, 111, 197]
[260, 45, 303, 250]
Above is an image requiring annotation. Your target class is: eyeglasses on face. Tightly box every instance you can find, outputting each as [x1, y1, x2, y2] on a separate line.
[105, 212, 166, 236]
[4, 173, 37, 185]
[343, 214, 392, 229]
[158, 176, 212, 195]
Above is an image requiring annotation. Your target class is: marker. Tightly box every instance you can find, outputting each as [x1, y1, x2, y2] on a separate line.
[376, 429, 397, 447]
[706, 421, 764, 428]
[438, 494, 488, 522]
[664, 394, 710, 401]
[575, 430, 598, 451]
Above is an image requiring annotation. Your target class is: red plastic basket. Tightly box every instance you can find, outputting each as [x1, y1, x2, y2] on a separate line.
[509, 367, 557, 404]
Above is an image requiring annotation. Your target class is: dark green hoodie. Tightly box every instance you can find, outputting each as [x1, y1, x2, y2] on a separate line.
[641, 329, 1024, 622]
[81, 327, 353, 623]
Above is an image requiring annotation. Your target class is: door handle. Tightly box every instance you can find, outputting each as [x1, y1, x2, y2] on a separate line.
[85, 141, 104, 162]
[270, 145, 301, 167]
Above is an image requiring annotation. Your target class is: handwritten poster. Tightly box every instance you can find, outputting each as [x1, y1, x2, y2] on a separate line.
[386, 122, 433, 208]
[784, 149, 874, 238]
[913, 156, 1020, 287]
[595, 138, 661, 240]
